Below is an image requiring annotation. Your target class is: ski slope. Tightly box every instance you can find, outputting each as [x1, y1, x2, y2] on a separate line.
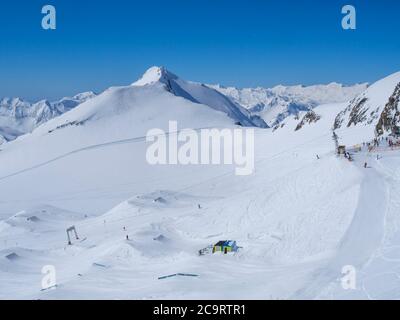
[318, 152, 400, 299]
[294, 154, 387, 299]
[0, 68, 398, 299]
[0, 99, 370, 299]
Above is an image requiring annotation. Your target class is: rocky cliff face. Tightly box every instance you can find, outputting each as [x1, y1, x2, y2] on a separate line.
[333, 97, 376, 130]
[333, 72, 400, 144]
[376, 82, 400, 135]
[295, 110, 321, 131]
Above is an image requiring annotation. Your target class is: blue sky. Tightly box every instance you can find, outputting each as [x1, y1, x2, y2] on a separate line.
[0, 0, 400, 100]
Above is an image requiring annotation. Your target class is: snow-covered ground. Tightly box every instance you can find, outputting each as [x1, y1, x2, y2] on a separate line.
[317, 151, 400, 299]
[0, 67, 398, 299]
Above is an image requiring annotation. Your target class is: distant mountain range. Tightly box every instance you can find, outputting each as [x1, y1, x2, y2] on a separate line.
[210, 82, 368, 128]
[333, 71, 400, 143]
[0, 92, 96, 144]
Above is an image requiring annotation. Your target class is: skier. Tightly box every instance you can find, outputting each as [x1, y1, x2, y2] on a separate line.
[364, 162, 368, 168]
[126, 235, 129, 240]
[316, 155, 320, 160]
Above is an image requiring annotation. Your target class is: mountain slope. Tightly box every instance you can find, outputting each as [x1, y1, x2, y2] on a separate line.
[0, 90, 364, 299]
[0, 67, 268, 146]
[132, 67, 268, 128]
[0, 67, 260, 212]
[29, 67, 259, 139]
[0, 69, 369, 145]
[334, 72, 400, 145]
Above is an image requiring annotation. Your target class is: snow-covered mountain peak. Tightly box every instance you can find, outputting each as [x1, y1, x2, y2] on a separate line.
[0, 97, 30, 108]
[34, 99, 51, 107]
[130, 66, 267, 128]
[132, 66, 178, 87]
[70, 91, 97, 101]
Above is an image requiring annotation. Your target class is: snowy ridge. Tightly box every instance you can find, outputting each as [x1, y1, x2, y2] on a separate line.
[0, 67, 247, 182]
[29, 67, 254, 139]
[133, 66, 268, 128]
[0, 67, 267, 147]
[0, 68, 370, 145]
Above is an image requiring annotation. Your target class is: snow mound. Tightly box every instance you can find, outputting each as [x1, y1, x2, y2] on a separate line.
[0, 205, 88, 236]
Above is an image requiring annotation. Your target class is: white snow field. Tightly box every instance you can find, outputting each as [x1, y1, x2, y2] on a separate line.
[0, 67, 398, 299]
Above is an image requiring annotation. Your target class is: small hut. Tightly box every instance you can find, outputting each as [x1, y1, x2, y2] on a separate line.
[213, 240, 238, 254]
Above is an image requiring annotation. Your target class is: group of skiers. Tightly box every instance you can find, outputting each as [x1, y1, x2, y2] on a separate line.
[366, 136, 400, 150]
[387, 136, 400, 148]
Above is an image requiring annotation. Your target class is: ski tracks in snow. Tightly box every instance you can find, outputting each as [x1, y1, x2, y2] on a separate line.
[293, 157, 387, 299]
